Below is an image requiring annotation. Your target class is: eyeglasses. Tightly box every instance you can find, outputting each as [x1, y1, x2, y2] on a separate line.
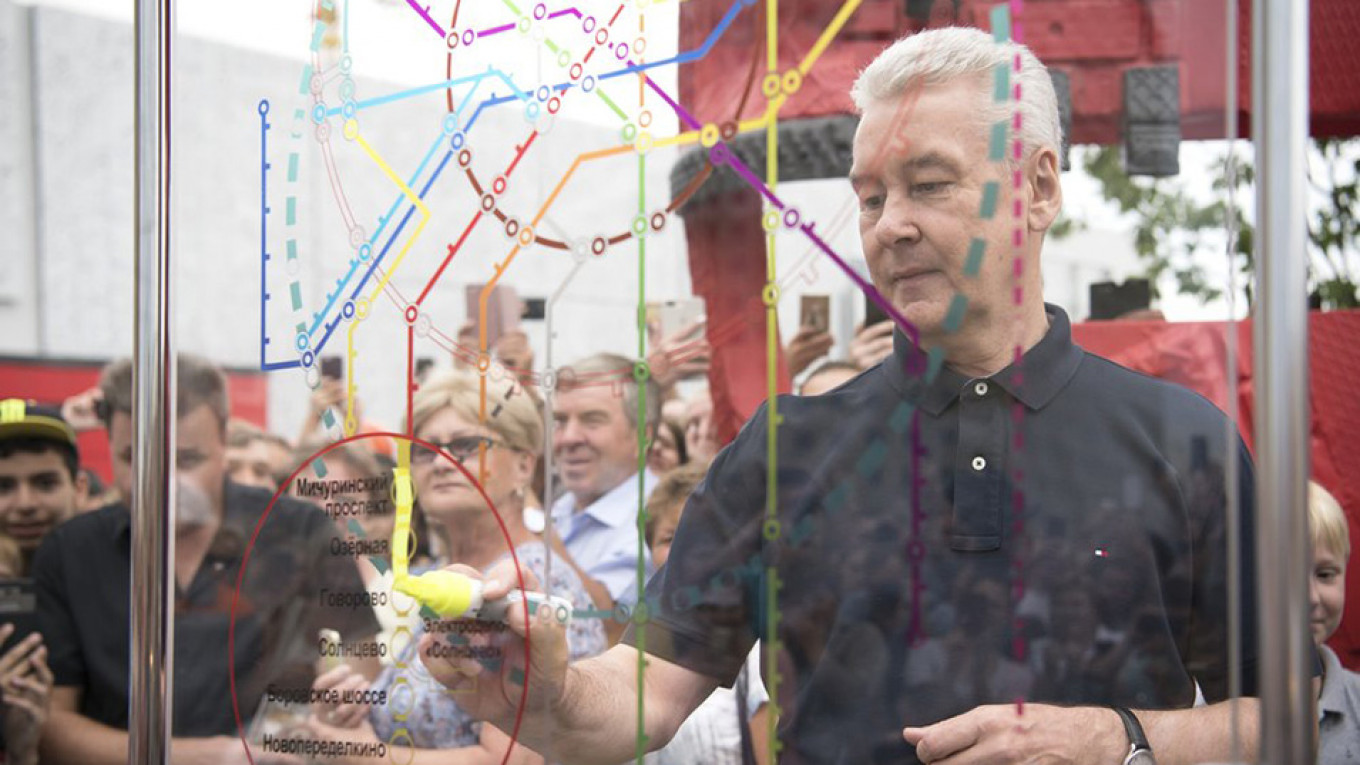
[412, 435, 501, 464]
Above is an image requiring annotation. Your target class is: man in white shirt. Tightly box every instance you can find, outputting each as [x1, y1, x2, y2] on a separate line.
[550, 352, 662, 606]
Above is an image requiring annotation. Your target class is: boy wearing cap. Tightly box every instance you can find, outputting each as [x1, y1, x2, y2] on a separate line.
[0, 399, 88, 575]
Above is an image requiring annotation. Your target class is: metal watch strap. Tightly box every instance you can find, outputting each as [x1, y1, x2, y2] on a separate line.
[1111, 706, 1153, 762]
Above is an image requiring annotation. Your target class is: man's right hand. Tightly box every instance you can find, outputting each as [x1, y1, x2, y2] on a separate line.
[417, 562, 572, 735]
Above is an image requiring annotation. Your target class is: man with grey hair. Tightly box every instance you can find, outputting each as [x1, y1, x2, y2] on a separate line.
[421, 27, 1260, 765]
[550, 352, 663, 606]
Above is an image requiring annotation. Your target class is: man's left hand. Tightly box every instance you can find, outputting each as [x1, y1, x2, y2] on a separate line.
[904, 704, 1125, 764]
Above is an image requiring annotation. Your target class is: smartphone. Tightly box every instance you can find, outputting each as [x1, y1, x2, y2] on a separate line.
[1088, 278, 1151, 321]
[320, 356, 343, 381]
[864, 294, 891, 328]
[415, 356, 434, 380]
[647, 298, 706, 342]
[521, 297, 546, 321]
[0, 578, 38, 655]
[466, 284, 523, 349]
[800, 294, 830, 334]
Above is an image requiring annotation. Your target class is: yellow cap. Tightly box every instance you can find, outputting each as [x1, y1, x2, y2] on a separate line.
[395, 570, 480, 617]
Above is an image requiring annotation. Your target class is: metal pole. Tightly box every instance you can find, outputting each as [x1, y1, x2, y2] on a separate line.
[130, 0, 175, 761]
[1251, 0, 1313, 762]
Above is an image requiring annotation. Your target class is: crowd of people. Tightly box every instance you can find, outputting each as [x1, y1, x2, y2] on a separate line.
[1, 25, 1356, 765]
[0, 300, 895, 765]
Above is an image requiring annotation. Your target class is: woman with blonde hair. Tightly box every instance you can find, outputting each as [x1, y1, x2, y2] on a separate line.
[308, 371, 606, 763]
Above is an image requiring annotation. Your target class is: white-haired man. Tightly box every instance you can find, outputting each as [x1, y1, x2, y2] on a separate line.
[420, 28, 1261, 764]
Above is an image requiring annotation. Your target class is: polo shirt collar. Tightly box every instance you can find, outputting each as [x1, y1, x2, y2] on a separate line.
[1319, 644, 1360, 720]
[884, 303, 1082, 414]
[555, 470, 652, 528]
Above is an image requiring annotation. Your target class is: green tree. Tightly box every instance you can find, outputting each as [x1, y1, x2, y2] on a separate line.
[1079, 140, 1359, 310]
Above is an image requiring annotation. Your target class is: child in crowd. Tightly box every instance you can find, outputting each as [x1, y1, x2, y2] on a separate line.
[1309, 480, 1360, 764]
[643, 462, 770, 765]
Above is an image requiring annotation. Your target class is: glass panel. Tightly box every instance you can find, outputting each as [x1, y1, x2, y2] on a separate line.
[12, 0, 1343, 762]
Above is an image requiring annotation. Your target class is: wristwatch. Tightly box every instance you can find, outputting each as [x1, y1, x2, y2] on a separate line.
[1111, 706, 1157, 765]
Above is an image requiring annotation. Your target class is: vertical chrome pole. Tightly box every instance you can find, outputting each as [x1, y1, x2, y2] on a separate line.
[1252, 0, 1314, 762]
[131, 0, 175, 762]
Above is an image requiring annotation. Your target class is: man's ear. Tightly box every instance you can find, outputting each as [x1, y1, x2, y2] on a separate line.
[73, 469, 91, 514]
[1026, 146, 1063, 233]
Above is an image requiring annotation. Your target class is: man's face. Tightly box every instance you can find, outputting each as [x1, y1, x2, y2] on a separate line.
[227, 438, 277, 491]
[1310, 542, 1347, 645]
[109, 411, 135, 503]
[850, 78, 1039, 346]
[553, 385, 640, 508]
[648, 510, 680, 569]
[0, 448, 83, 553]
[109, 405, 227, 526]
[174, 405, 228, 527]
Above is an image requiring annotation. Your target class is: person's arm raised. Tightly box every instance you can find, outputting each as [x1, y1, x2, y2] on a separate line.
[418, 562, 717, 764]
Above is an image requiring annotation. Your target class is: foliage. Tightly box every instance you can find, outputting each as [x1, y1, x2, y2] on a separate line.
[1078, 140, 1359, 311]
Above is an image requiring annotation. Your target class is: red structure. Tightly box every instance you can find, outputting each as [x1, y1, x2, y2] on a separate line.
[679, 0, 1360, 140]
[0, 357, 270, 483]
[1074, 311, 1360, 670]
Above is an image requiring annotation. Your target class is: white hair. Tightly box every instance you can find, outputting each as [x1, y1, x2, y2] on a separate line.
[850, 27, 1062, 161]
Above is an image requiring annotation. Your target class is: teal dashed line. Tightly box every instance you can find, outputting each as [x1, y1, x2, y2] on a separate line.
[310, 22, 326, 52]
[787, 516, 815, 545]
[311, 460, 328, 477]
[826, 484, 849, 512]
[287, 239, 298, 260]
[573, 608, 615, 619]
[989, 121, 1008, 162]
[286, 197, 297, 225]
[980, 182, 1000, 218]
[508, 667, 525, 685]
[294, 108, 306, 122]
[889, 401, 916, 433]
[322, 408, 336, 429]
[993, 64, 1010, 102]
[368, 556, 390, 575]
[855, 441, 887, 477]
[288, 153, 299, 182]
[965, 238, 986, 277]
[943, 294, 969, 333]
[299, 65, 313, 95]
[321, 0, 334, 9]
[925, 347, 946, 384]
[290, 282, 303, 310]
[295, 321, 308, 335]
[990, 4, 1011, 42]
[347, 518, 364, 536]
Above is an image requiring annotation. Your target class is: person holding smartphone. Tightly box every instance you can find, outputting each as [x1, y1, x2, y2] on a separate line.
[0, 400, 77, 765]
[0, 618, 52, 765]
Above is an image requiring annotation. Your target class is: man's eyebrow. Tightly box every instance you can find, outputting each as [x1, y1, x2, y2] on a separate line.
[902, 151, 963, 174]
[849, 151, 963, 186]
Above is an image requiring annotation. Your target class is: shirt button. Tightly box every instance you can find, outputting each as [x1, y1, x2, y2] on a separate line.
[971, 456, 987, 471]
[974, 381, 989, 397]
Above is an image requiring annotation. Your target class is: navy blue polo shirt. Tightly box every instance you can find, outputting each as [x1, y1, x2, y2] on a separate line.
[33, 481, 380, 737]
[625, 304, 1258, 765]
